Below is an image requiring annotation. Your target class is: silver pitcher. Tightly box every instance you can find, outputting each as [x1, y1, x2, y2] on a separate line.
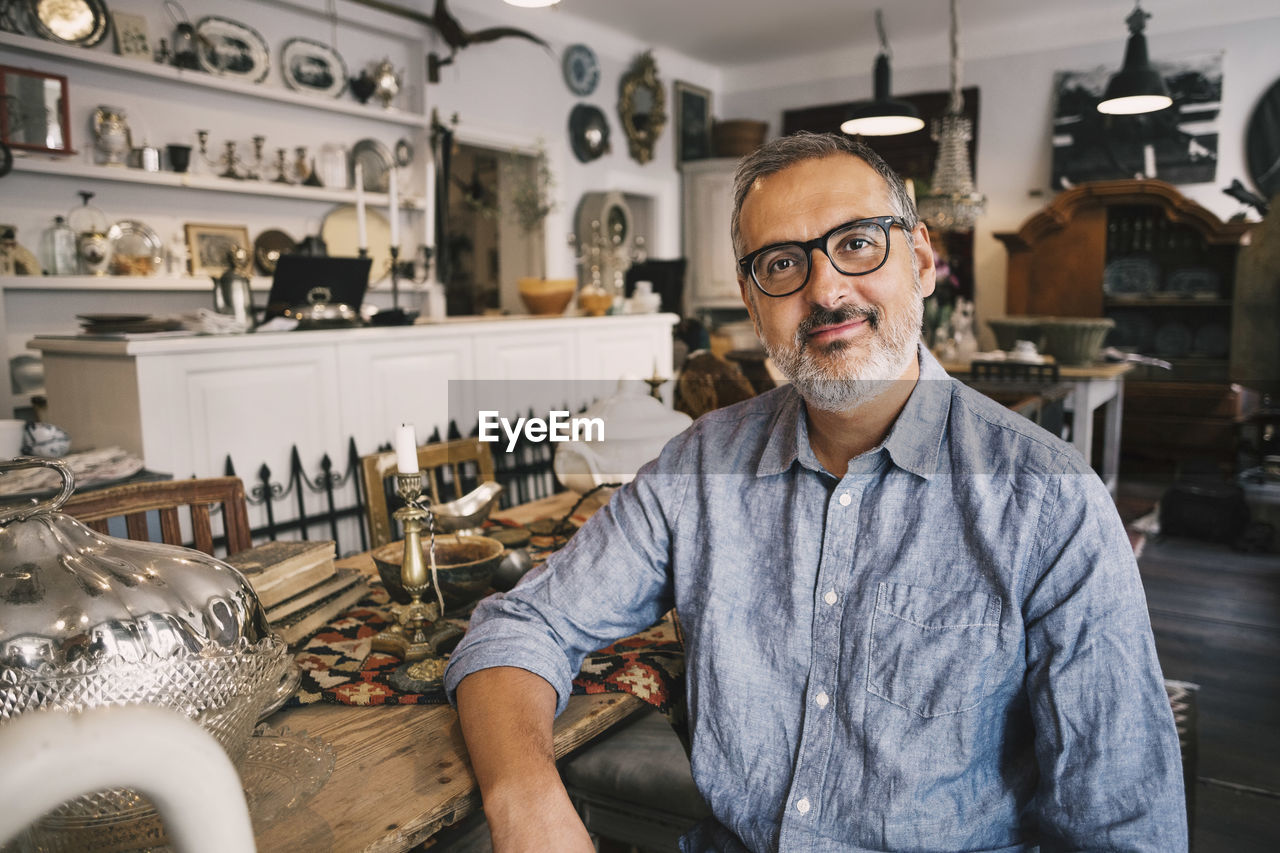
[213, 266, 253, 327]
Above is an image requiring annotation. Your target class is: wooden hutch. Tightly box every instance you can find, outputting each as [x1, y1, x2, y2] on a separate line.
[995, 179, 1261, 473]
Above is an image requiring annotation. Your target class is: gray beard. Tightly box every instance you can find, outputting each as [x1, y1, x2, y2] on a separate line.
[759, 289, 923, 414]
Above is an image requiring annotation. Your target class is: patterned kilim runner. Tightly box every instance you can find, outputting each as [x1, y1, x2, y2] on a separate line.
[285, 520, 685, 715]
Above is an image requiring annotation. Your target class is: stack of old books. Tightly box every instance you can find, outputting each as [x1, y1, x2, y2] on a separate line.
[225, 540, 369, 645]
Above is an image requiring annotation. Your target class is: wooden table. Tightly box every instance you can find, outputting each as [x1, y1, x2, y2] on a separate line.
[944, 359, 1134, 494]
[256, 492, 643, 852]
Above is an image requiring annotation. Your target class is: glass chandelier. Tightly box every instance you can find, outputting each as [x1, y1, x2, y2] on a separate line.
[917, 0, 986, 232]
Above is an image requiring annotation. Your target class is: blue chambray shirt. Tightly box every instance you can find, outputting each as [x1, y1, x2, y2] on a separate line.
[445, 346, 1186, 852]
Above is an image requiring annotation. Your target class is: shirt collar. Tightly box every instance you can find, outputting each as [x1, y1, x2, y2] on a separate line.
[755, 344, 952, 480]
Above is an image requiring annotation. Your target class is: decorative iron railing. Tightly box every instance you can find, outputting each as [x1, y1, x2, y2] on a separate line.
[221, 405, 580, 555]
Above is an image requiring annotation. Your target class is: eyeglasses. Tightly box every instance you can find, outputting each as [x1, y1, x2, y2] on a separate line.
[737, 215, 909, 298]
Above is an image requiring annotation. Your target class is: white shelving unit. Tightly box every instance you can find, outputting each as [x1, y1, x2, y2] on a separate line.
[0, 275, 272, 292]
[10, 156, 422, 208]
[0, 3, 434, 421]
[0, 31, 429, 128]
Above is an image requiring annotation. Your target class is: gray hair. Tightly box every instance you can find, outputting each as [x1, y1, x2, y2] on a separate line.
[730, 132, 919, 257]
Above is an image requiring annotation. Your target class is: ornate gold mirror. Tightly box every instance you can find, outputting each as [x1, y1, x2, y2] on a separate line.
[618, 52, 666, 165]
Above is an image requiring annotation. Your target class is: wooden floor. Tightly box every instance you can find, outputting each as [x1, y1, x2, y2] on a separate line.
[1123, 481, 1280, 851]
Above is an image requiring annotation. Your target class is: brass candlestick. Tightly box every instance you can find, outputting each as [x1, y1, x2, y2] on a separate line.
[371, 472, 450, 663]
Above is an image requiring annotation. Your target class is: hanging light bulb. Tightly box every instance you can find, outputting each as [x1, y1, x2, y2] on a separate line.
[1097, 3, 1172, 115]
[917, 0, 985, 232]
[841, 11, 925, 137]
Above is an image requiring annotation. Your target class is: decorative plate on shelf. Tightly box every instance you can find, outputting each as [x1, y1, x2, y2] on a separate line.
[1193, 322, 1229, 359]
[351, 138, 393, 192]
[253, 229, 296, 275]
[106, 219, 164, 277]
[28, 0, 109, 47]
[562, 43, 600, 96]
[280, 38, 348, 98]
[321, 204, 391, 285]
[569, 103, 610, 163]
[1165, 267, 1221, 299]
[195, 16, 271, 84]
[394, 138, 414, 167]
[1102, 257, 1158, 297]
[1152, 321, 1193, 359]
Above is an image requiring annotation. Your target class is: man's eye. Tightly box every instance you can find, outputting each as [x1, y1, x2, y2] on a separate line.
[838, 237, 871, 252]
[767, 256, 798, 274]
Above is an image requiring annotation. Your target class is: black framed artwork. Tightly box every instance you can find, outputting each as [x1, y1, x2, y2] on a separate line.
[675, 80, 712, 164]
[1051, 51, 1222, 188]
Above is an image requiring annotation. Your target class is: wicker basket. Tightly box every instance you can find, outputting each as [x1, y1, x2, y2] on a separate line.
[712, 120, 768, 157]
[1040, 317, 1115, 365]
[986, 316, 1045, 352]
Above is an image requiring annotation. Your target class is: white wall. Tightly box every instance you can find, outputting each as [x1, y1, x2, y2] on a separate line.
[717, 14, 1280, 344]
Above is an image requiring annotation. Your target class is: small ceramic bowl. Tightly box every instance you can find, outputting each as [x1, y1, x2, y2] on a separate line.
[371, 534, 504, 608]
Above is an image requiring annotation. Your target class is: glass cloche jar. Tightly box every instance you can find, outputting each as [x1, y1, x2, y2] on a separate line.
[0, 458, 297, 846]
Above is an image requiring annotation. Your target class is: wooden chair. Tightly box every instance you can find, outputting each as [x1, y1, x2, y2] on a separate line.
[63, 476, 253, 557]
[360, 437, 496, 549]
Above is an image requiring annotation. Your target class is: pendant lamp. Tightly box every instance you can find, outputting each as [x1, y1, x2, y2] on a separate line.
[1097, 3, 1172, 115]
[841, 11, 924, 137]
[917, 0, 985, 232]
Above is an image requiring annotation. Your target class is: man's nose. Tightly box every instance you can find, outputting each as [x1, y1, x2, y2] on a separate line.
[804, 247, 852, 309]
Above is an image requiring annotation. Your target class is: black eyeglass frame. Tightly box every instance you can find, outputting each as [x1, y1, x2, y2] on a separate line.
[737, 214, 910, 298]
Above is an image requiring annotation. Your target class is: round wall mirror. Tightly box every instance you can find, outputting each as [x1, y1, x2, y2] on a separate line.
[618, 52, 667, 165]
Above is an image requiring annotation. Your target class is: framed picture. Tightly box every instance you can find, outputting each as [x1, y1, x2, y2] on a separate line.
[675, 80, 712, 164]
[1051, 50, 1222, 187]
[111, 12, 151, 61]
[185, 223, 251, 276]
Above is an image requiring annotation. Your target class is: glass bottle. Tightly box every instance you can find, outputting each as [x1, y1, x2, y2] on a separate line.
[41, 216, 79, 276]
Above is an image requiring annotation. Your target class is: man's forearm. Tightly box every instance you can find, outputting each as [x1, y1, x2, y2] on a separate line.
[455, 666, 594, 851]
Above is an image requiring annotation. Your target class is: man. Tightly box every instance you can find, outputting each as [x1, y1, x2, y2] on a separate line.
[445, 132, 1186, 851]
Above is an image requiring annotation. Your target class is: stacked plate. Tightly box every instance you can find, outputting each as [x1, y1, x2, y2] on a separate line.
[77, 314, 184, 335]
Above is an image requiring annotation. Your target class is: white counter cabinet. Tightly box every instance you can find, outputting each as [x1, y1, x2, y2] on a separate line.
[31, 314, 677, 482]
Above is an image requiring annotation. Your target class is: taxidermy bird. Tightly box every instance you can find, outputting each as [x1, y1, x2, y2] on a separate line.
[424, 0, 551, 82]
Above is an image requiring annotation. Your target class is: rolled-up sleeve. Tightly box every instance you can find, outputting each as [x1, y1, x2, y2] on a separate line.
[1021, 457, 1187, 851]
[444, 455, 691, 716]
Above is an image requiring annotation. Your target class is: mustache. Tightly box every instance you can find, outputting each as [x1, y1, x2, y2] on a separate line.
[796, 304, 881, 340]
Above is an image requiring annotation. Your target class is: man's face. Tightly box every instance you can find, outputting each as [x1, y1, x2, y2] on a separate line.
[736, 154, 936, 412]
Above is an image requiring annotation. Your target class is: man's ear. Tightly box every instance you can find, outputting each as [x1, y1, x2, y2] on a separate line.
[911, 223, 937, 299]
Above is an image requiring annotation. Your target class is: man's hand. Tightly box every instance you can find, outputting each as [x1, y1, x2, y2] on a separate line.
[456, 667, 594, 853]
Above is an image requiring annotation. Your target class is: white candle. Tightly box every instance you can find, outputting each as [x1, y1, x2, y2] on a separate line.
[354, 162, 368, 252]
[394, 423, 418, 474]
[388, 166, 400, 250]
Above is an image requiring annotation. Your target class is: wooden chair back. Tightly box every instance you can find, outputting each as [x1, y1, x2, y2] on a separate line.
[361, 437, 496, 549]
[63, 476, 253, 557]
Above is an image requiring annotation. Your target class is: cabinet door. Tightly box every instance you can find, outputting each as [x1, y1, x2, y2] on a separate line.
[137, 346, 341, 483]
[471, 330, 579, 429]
[574, 322, 674, 407]
[684, 162, 742, 310]
[337, 336, 476, 450]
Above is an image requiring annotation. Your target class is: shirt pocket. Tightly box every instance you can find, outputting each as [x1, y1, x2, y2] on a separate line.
[867, 581, 1002, 718]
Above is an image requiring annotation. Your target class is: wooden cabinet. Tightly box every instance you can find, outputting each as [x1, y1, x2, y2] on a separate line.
[995, 180, 1259, 471]
[681, 158, 742, 314]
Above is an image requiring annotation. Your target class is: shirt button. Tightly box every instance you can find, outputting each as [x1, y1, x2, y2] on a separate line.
[838, 492, 852, 507]
[824, 589, 838, 606]
[815, 691, 830, 708]
[796, 797, 811, 814]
